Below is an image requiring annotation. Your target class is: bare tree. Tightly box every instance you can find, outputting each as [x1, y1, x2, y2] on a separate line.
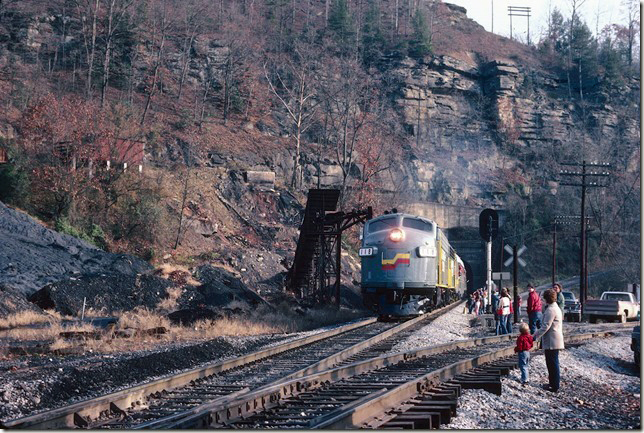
[321, 59, 372, 201]
[173, 142, 193, 249]
[176, 0, 209, 102]
[566, 0, 587, 100]
[264, 44, 319, 188]
[140, 0, 172, 125]
[623, 0, 639, 67]
[100, 0, 135, 107]
[75, 0, 101, 99]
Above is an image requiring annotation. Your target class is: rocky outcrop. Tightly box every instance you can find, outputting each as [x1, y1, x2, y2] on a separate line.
[386, 48, 638, 210]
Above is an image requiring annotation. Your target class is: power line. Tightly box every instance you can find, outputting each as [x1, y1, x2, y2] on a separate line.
[507, 6, 531, 44]
[556, 160, 611, 307]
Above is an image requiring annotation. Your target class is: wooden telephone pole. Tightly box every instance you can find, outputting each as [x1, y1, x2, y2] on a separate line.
[558, 161, 610, 306]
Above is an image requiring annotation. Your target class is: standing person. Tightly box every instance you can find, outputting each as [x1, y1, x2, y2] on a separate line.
[554, 283, 565, 312]
[473, 290, 480, 315]
[482, 289, 488, 314]
[515, 322, 534, 385]
[533, 289, 565, 392]
[469, 292, 476, 314]
[492, 289, 501, 335]
[527, 284, 543, 334]
[499, 288, 512, 334]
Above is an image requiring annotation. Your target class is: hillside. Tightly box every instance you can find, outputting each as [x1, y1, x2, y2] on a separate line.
[0, 0, 639, 302]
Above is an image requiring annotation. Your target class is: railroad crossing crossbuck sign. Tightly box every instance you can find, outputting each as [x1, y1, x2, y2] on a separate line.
[504, 245, 526, 267]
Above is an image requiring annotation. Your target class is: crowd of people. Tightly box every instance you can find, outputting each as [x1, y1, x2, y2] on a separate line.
[465, 283, 567, 393]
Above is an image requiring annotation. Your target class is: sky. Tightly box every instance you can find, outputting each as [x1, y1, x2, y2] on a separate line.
[444, 0, 634, 43]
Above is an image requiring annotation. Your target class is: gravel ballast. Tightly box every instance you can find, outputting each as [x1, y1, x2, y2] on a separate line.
[389, 303, 483, 353]
[446, 335, 640, 429]
[0, 317, 367, 423]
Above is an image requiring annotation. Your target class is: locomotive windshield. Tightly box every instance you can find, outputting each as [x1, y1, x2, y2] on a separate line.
[367, 217, 398, 233]
[402, 218, 433, 232]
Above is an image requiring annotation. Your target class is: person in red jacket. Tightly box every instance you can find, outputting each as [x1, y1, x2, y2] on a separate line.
[526, 283, 543, 334]
[515, 322, 534, 385]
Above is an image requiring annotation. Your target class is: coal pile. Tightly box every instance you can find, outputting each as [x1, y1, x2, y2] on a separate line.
[0, 284, 43, 318]
[165, 265, 270, 324]
[0, 201, 151, 295]
[192, 265, 268, 308]
[28, 274, 174, 316]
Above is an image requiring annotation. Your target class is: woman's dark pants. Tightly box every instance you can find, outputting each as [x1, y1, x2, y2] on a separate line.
[544, 349, 560, 391]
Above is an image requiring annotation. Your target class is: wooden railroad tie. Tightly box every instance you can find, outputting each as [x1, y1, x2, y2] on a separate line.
[379, 358, 518, 429]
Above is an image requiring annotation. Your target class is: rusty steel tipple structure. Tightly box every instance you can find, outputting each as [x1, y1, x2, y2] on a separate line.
[285, 188, 372, 306]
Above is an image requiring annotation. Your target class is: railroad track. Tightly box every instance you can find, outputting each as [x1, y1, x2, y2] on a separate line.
[2, 302, 461, 429]
[160, 324, 630, 429]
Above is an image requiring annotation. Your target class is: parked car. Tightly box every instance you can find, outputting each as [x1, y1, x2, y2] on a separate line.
[562, 291, 582, 322]
[632, 324, 640, 366]
[585, 291, 640, 323]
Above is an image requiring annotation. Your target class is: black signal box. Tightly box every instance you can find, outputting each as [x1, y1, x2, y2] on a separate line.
[479, 208, 499, 241]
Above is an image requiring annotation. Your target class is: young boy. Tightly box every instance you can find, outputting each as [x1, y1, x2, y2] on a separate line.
[514, 322, 534, 385]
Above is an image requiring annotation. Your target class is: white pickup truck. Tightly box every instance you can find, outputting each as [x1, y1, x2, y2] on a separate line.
[585, 291, 640, 323]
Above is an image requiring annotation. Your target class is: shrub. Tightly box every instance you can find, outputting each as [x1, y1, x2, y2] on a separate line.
[0, 143, 30, 206]
[55, 217, 107, 249]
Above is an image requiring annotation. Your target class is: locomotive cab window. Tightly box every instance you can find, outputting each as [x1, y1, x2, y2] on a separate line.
[367, 217, 399, 233]
[402, 218, 433, 232]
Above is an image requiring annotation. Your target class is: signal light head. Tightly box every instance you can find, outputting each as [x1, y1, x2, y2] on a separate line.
[389, 228, 405, 242]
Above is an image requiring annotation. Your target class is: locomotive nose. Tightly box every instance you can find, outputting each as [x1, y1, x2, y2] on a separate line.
[389, 228, 405, 242]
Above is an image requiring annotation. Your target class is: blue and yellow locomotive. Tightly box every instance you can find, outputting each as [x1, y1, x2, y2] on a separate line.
[359, 212, 467, 317]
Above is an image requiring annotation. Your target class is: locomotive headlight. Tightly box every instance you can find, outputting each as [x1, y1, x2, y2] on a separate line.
[417, 245, 436, 257]
[389, 228, 405, 242]
[359, 247, 378, 256]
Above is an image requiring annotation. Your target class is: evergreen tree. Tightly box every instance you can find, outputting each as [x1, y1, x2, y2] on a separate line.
[361, 4, 385, 67]
[328, 0, 354, 53]
[598, 37, 624, 89]
[549, 8, 567, 54]
[408, 10, 431, 59]
[568, 19, 599, 94]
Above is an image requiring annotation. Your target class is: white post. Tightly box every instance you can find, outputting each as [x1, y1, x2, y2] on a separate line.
[486, 240, 493, 309]
[138, 164, 143, 173]
[106, 160, 111, 170]
[81, 297, 87, 320]
[123, 162, 127, 171]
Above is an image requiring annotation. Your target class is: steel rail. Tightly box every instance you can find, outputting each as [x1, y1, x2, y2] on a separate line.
[136, 302, 460, 429]
[1, 317, 376, 429]
[270, 301, 460, 384]
[174, 326, 626, 429]
[166, 334, 519, 428]
[313, 329, 621, 429]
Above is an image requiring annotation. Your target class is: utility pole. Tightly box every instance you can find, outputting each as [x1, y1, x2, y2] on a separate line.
[553, 215, 591, 293]
[508, 6, 531, 44]
[491, 0, 494, 33]
[558, 161, 610, 307]
[551, 222, 557, 286]
[513, 244, 518, 324]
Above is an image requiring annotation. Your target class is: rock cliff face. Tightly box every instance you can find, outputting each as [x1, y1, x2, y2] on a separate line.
[384, 49, 639, 211]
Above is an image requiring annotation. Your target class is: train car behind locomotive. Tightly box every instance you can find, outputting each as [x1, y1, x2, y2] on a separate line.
[360, 213, 467, 317]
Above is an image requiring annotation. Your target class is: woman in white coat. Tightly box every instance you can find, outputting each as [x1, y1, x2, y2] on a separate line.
[499, 288, 512, 334]
[533, 289, 564, 392]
